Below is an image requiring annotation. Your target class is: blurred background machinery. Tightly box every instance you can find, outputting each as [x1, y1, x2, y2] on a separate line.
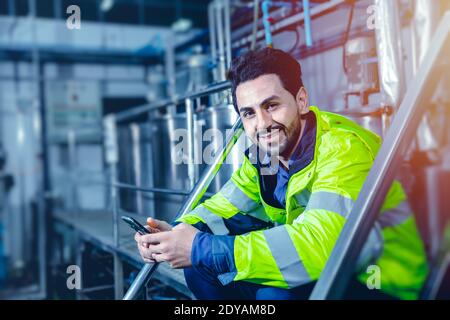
[0, 0, 449, 300]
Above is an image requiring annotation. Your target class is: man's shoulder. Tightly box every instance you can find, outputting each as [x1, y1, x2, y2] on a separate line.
[317, 125, 377, 161]
[313, 107, 381, 157]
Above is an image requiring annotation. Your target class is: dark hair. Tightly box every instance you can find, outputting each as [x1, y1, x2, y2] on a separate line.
[227, 47, 304, 113]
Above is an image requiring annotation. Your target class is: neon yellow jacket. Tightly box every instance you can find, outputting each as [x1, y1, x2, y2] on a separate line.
[176, 106, 429, 300]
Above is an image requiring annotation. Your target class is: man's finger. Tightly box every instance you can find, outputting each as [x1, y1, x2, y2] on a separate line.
[147, 217, 172, 231]
[140, 231, 170, 244]
[152, 253, 169, 263]
[143, 258, 155, 264]
[147, 217, 161, 228]
[138, 241, 149, 248]
[145, 225, 160, 234]
[139, 234, 158, 244]
[137, 236, 148, 248]
[148, 243, 164, 254]
[141, 247, 157, 260]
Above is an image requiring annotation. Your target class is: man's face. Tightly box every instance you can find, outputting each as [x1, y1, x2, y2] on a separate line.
[236, 74, 309, 157]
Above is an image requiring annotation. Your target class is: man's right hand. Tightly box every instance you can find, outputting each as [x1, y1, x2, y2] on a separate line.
[134, 217, 172, 263]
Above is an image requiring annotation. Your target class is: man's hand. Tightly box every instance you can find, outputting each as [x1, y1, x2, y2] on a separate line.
[135, 217, 172, 263]
[136, 223, 199, 268]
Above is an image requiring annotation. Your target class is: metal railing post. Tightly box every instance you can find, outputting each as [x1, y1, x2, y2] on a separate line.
[186, 98, 196, 188]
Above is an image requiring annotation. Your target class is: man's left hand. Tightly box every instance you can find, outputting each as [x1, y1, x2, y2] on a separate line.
[139, 223, 200, 268]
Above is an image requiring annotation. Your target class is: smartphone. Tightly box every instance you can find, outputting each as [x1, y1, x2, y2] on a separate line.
[121, 216, 150, 235]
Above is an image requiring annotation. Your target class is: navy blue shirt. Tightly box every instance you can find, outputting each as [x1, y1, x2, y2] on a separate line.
[271, 111, 316, 208]
[273, 162, 291, 208]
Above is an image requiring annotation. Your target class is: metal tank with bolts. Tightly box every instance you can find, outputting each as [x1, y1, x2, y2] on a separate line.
[338, 105, 393, 138]
[117, 122, 155, 216]
[151, 113, 190, 223]
[150, 104, 246, 222]
[187, 49, 211, 90]
[195, 104, 247, 193]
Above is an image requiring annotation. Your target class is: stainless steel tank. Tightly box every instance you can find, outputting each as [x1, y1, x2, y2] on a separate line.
[151, 105, 245, 222]
[138, 123, 156, 217]
[187, 51, 211, 90]
[118, 125, 135, 213]
[175, 48, 211, 97]
[117, 123, 155, 216]
[338, 106, 393, 138]
[151, 114, 190, 222]
[195, 104, 246, 193]
[146, 65, 167, 103]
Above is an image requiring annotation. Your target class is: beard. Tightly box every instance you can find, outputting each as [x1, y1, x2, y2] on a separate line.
[256, 111, 303, 158]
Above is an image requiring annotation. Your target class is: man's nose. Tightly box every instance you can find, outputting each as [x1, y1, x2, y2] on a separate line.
[256, 110, 272, 132]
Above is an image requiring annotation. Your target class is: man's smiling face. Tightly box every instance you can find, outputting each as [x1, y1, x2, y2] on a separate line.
[236, 74, 309, 158]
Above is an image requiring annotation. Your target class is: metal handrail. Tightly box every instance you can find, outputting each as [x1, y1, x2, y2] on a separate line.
[337, 104, 394, 118]
[69, 178, 215, 197]
[115, 81, 231, 123]
[123, 118, 244, 300]
[112, 182, 215, 198]
[310, 11, 450, 300]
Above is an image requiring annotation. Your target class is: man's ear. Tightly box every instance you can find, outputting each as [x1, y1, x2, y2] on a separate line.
[295, 87, 309, 115]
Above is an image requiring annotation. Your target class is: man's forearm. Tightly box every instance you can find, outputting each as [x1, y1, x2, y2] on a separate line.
[191, 232, 237, 285]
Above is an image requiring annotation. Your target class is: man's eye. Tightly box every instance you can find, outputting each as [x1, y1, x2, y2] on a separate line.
[243, 111, 255, 118]
[268, 103, 278, 110]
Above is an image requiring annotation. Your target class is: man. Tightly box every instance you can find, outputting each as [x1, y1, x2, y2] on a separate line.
[135, 48, 428, 300]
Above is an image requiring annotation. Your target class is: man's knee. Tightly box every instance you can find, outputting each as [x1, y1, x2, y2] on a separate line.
[256, 283, 316, 300]
[184, 266, 218, 286]
[184, 267, 234, 300]
[183, 267, 198, 287]
[256, 287, 294, 300]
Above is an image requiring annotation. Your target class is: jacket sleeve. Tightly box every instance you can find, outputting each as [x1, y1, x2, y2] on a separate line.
[175, 156, 273, 235]
[196, 132, 385, 288]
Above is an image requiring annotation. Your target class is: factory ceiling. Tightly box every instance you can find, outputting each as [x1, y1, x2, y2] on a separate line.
[0, 0, 210, 28]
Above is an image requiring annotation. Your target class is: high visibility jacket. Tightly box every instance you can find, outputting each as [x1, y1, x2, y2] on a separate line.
[176, 106, 429, 300]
